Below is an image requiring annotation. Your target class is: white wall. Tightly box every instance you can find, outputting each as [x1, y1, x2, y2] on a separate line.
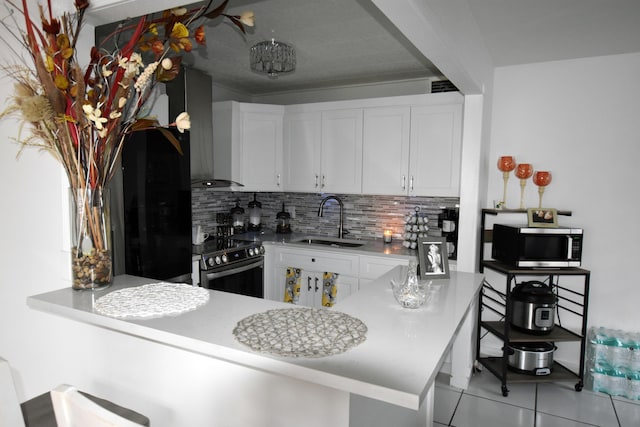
[487, 52, 640, 330]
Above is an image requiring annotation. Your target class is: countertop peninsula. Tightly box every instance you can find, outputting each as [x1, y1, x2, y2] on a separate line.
[27, 265, 482, 426]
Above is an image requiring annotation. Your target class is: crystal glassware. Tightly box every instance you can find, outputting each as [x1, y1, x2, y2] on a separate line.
[497, 156, 516, 208]
[515, 163, 533, 209]
[533, 171, 552, 208]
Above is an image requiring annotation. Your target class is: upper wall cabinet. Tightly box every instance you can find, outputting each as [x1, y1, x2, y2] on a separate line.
[362, 102, 463, 197]
[283, 109, 363, 194]
[282, 112, 322, 192]
[408, 104, 463, 197]
[362, 106, 411, 195]
[213, 102, 284, 192]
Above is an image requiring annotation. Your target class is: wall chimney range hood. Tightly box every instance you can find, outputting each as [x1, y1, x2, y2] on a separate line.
[166, 67, 243, 190]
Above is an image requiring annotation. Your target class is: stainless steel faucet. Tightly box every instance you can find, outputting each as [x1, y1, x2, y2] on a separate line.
[318, 195, 345, 238]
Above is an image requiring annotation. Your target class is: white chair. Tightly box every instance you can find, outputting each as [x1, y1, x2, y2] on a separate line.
[1, 356, 149, 427]
[0, 356, 26, 427]
[51, 384, 145, 427]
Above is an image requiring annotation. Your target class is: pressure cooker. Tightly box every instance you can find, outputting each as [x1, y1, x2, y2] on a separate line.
[507, 342, 555, 376]
[509, 281, 557, 334]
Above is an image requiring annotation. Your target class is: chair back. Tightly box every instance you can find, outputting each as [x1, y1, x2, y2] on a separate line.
[51, 384, 145, 427]
[0, 356, 27, 427]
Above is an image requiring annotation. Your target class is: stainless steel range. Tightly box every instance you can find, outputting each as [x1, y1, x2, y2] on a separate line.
[195, 237, 264, 298]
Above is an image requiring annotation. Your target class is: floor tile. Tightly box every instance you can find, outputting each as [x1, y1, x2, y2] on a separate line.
[537, 383, 619, 426]
[435, 384, 462, 425]
[463, 370, 537, 409]
[613, 399, 640, 427]
[535, 412, 599, 427]
[451, 394, 535, 427]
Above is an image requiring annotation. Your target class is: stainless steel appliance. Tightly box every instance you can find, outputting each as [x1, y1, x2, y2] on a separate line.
[510, 281, 556, 334]
[507, 342, 555, 376]
[492, 224, 583, 268]
[196, 237, 265, 298]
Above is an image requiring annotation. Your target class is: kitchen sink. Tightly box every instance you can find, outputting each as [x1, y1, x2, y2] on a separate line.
[290, 236, 365, 248]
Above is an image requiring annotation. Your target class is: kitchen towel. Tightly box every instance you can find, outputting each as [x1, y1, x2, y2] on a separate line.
[322, 272, 338, 307]
[284, 267, 302, 304]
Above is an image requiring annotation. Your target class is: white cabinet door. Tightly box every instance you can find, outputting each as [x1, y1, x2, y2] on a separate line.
[362, 106, 411, 195]
[359, 254, 412, 286]
[320, 109, 363, 194]
[212, 102, 284, 192]
[239, 110, 283, 192]
[283, 112, 322, 192]
[298, 271, 359, 308]
[408, 104, 463, 196]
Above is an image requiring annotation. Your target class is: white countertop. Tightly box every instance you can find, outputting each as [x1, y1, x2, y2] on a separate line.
[27, 266, 482, 410]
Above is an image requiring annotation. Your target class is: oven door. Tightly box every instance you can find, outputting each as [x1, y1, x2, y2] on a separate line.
[200, 257, 264, 298]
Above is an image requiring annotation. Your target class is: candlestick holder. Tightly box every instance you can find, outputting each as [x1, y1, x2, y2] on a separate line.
[497, 156, 516, 208]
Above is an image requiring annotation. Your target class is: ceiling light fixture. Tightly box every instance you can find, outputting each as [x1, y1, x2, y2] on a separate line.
[249, 39, 296, 79]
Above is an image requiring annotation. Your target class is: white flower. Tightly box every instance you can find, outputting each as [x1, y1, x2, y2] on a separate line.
[175, 112, 191, 133]
[109, 111, 122, 119]
[239, 11, 255, 27]
[82, 104, 108, 130]
[118, 97, 127, 109]
[101, 64, 112, 77]
[134, 61, 159, 92]
[171, 7, 187, 16]
[161, 58, 173, 70]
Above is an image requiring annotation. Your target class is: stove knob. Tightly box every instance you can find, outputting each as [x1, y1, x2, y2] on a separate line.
[215, 256, 222, 265]
[207, 257, 215, 267]
[259, 245, 265, 254]
[221, 254, 228, 263]
[248, 248, 255, 256]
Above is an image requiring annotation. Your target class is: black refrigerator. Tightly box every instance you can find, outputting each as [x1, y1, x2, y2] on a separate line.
[111, 128, 192, 283]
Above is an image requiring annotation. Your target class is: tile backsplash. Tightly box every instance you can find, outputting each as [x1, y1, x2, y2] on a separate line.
[192, 190, 458, 241]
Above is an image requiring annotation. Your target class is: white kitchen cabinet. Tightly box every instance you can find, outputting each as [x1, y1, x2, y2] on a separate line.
[320, 109, 363, 194]
[265, 246, 359, 307]
[362, 103, 463, 197]
[282, 112, 322, 192]
[213, 102, 284, 192]
[283, 109, 363, 193]
[362, 106, 411, 195]
[408, 104, 463, 196]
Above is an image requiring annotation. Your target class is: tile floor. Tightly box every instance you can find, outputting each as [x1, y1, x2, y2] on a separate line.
[434, 371, 640, 426]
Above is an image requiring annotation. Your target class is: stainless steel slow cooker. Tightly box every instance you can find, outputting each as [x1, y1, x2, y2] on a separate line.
[510, 281, 557, 334]
[507, 342, 555, 375]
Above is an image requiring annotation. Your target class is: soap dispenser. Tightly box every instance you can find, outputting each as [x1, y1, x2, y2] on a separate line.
[276, 203, 291, 234]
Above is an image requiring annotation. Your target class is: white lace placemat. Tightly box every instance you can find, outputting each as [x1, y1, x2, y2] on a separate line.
[94, 282, 209, 319]
[233, 307, 367, 358]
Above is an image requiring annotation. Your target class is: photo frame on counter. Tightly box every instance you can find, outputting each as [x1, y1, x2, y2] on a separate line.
[417, 237, 450, 280]
[527, 208, 558, 228]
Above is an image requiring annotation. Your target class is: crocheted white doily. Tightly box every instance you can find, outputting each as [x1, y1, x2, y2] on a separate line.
[233, 307, 367, 358]
[94, 283, 209, 319]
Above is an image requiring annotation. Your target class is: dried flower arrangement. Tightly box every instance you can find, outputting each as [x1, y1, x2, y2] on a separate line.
[0, 0, 254, 288]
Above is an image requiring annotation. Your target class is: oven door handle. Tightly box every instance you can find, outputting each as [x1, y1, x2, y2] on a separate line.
[204, 259, 264, 280]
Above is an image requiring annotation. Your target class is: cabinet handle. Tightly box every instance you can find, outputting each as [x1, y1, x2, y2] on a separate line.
[410, 176, 414, 191]
[321, 175, 326, 188]
[314, 174, 319, 188]
[402, 175, 406, 190]
[315, 277, 319, 292]
[308, 277, 312, 291]
[277, 174, 281, 187]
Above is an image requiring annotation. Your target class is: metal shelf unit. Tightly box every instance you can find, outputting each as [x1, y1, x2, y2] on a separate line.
[477, 209, 590, 397]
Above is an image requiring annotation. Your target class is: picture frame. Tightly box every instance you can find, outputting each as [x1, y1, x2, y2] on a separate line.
[417, 237, 450, 280]
[527, 208, 558, 228]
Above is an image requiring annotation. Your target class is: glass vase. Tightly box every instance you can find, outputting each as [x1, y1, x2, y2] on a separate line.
[70, 187, 112, 290]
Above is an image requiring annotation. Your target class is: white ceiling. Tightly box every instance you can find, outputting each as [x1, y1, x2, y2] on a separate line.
[98, 0, 640, 96]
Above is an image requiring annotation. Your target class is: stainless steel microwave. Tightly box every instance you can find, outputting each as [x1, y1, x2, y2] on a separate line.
[491, 224, 583, 268]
